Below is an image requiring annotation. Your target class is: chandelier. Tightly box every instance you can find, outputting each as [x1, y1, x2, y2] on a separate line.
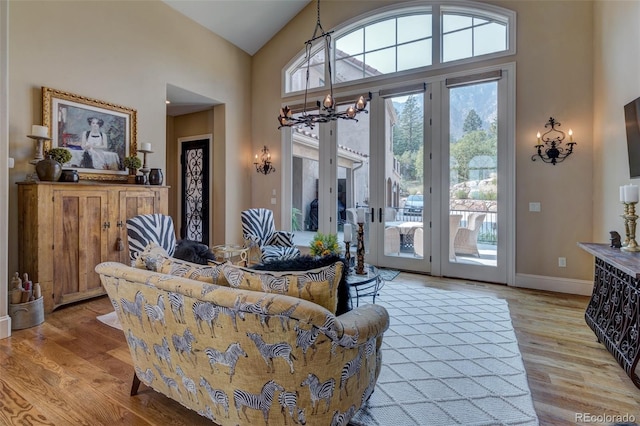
[277, 0, 368, 130]
[254, 145, 275, 174]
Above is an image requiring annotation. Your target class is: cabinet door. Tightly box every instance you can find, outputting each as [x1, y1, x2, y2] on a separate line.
[116, 189, 167, 263]
[52, 190, 109, 307]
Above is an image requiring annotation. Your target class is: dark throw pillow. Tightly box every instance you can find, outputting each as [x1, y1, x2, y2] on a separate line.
[253, 254, 351, 316]
[174, 240, 217, 265]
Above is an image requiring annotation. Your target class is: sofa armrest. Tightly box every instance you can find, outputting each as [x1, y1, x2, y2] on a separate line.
[336, 303, 389, 345]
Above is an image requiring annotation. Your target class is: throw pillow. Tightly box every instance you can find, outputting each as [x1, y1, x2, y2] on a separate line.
[221, 257, 346, 314]
[135, 242, 228, 286]
[253, 254, 351, 315]
[174, 239, 217, 265]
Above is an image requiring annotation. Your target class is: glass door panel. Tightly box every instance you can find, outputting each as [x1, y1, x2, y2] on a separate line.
[443, 76, 508, 284]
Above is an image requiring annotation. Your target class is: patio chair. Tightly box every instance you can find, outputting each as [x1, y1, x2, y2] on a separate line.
[449, 214, 463, 261]
[241, 208, 301, 263]
[384, 226, 401, 256]
[413, 227, 424, 258]
[454, 213, 486, 257]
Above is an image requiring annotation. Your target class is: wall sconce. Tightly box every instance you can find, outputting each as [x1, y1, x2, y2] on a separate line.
[531, 117, 577, 165]
[254, 145, 275, 175]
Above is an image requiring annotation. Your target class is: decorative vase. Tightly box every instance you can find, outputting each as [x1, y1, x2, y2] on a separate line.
[35, 155, 62, 182]
[135, 175, 146, 185]
[149, 168, 163, 185]
[59, 169, 79, 182]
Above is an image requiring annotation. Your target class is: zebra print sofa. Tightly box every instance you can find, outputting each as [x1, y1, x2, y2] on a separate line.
[95, 260, 389, 425]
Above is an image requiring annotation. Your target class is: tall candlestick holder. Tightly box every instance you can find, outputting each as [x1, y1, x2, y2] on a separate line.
[344, 241, 351, 267]
[27, 134, 51, 181]
[622, 202, 640, 252]
[138, 148, 153, 185]
[355, 222, 365, 275]
[622, 202, 631, 247]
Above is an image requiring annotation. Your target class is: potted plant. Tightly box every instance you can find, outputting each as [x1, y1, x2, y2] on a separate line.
[47, 147, 72, 165]
[309, 232, 341, 257]
[123, 155, 142, 174]
[123, 155, 142, 183]
[36, 147, 73, 181]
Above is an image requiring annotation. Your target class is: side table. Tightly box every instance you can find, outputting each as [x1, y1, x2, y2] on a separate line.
[345, 264, 384, 308]
[211, 245, 249, 266]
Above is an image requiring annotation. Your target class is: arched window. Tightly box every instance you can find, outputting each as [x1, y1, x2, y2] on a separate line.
[283, 1, 515, 94]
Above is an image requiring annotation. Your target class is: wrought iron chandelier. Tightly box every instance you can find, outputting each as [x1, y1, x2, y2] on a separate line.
[277, 0, 368, 130]
[254, 145, 275, 174]
[531, 117, 576, 165]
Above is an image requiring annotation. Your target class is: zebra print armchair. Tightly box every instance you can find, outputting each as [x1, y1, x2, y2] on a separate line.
[241, 208, 301, 263]
[96, 260, 389, 426]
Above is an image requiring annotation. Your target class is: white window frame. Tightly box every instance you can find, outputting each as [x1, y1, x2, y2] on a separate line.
[281, 1, 516, 98]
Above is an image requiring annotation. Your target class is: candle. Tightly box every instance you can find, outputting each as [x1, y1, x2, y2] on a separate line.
[536, 132, 541, 144]
[568, 129, 573, 142]
[621, 185, 627, 203]
[343, 223, 352, 242]
[625, 184, 639, 203]
[140, 142, 152, 152]
[357, 208, 365, 223]
[31, 125, 48, 138]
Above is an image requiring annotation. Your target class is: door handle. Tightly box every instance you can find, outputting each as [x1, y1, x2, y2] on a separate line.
[379, 207, 382, 223]
[370, 208, 375, 222]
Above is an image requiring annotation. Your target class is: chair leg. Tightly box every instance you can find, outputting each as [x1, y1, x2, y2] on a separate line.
[130, 371, 141, 396]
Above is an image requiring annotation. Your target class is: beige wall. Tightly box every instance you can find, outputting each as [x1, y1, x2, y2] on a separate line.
[593, 1, 640, 242]
[252, 0, 595, 287]
[7, 1, 252, 277]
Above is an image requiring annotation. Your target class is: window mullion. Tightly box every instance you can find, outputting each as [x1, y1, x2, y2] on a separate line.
[433, 4, 441, 66]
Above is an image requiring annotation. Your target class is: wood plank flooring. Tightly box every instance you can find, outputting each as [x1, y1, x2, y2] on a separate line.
[1, 273, 639, 425]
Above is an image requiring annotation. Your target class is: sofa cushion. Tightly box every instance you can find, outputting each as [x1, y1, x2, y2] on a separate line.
[252, 254, 351, 315]
[135, 242, 228, 286]
[221, 259, 344, 313]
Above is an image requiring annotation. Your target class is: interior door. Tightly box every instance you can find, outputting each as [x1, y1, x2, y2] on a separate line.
[179, 137, 210, 243]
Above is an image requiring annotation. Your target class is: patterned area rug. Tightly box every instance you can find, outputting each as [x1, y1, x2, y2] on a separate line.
[350, 283, 539, 426]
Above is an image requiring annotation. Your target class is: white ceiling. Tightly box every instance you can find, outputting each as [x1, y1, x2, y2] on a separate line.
[163, 0, 310, 116]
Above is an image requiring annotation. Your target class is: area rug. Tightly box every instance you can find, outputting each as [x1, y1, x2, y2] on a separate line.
[349, 283, 539, 426]
[378, 268, 400, 281]
[97, 311, 122, 330]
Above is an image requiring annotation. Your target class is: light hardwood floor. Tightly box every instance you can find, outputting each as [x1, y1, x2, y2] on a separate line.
[1, 273, 639, 425]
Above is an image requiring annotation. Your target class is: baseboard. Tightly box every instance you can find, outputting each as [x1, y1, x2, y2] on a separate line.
[513, 273, 593, 296]
[0, 315, 11, 339]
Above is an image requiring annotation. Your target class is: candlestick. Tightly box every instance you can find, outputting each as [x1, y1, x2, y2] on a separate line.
[355, 222, 365, 275]
[622, 202, 631, 247]
[622, 202, 640, 252]
[344, 241, 351, 267]
[137, 148, 153, 185]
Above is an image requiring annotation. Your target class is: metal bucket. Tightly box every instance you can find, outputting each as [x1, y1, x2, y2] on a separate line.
[9, 297, 44, 330]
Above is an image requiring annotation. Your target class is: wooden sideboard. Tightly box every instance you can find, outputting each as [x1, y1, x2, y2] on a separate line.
[578, 242, 640, 389]
[17, 181, 168, 313]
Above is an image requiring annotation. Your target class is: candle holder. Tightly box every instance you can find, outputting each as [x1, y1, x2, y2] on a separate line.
[355, 222, 365, 275]
[622, 202, 640, 252]
[137, 148, 153, 185]
[622, 202, 631, 247]
[27, 134, 51, 181]
[344, 241, 351, 267]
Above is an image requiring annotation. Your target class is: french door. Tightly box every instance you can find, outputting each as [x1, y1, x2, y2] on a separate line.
[178, 135, 211, 244]
[285, 65, 514, 284]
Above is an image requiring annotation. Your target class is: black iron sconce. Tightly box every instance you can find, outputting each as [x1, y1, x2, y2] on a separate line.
[531, 117, 576, 165]
[254, 145, 275, 175]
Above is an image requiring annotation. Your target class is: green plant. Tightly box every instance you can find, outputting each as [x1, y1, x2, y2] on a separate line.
[309, 232, 340, 257]
[46, 147, 72, 165]
[291, 207, 302, 231]
[123, 155, 142, 170]
[454, 189, 468, 199]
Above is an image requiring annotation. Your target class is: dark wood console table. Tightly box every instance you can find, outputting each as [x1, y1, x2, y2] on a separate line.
[578, 242, 640, 389]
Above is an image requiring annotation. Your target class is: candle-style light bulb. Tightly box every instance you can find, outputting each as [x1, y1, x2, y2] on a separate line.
[356, 96, 367, 110]
[568, 129, 573, 142]
[346, 106, 356, 118]
[536, 132, 541, 144]
[323, 94, 334, 109]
